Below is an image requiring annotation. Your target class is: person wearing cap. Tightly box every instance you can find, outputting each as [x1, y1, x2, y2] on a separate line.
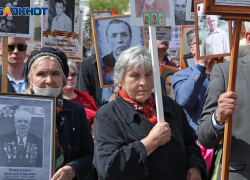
[0, 37, 28, 93]
[24, 47, 94, 180]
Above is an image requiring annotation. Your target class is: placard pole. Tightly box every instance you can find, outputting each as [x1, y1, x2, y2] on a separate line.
[148, 26, 164, 124]
[1, 37, 8, 93]
[220, 20, 241, 180]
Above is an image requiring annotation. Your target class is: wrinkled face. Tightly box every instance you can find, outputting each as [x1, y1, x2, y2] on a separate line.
[15, 113, 31, 135]
[63, 66, 77, 91]
[106, 23, 132, 57]
[7, 37, 27, 66]
[165, 75, 173, 95]
[120, 66, 154, 105]
[30, 59, 63, 88]
[55, 2, 65, 16]
[174, 0, 186, 21]
[208, 16, 218, 32]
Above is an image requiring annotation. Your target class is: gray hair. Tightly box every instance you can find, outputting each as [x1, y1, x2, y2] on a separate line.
[15, 110, 31, 121]
[68, 60, 78, 72]
[113, 45, 152, 88]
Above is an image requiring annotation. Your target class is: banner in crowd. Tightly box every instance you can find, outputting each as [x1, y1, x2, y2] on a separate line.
[41, 0, 83, 62]
[0, 0, 33, 37]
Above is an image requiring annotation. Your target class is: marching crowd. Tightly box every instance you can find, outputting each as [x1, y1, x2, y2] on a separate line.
[0, 20, 250, 180]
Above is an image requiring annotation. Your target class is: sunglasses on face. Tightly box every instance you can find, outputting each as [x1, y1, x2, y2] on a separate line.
[68, 72, 78, 77]
[8, 44, 28, 52]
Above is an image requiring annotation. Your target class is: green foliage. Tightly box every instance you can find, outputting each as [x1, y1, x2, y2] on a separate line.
[89, 0, 130, 15]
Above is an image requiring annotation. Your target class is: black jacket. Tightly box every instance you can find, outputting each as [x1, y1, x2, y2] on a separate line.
[0, 66, 15, 93]
[78, 55, 102, 108]
[58, 99, 94, 180]
[94, 95, 208, 180]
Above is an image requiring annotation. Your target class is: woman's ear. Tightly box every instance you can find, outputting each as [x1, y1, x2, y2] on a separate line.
[245, 31, 250, 46]
[29, 78, 33, 87]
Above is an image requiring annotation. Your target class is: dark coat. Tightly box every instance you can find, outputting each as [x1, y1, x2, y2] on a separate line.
[0, 66, 15, 93]
[198, 56, 250, 180]
[58, 99, 94, 180]
[0, 132, 42, 167]
[101, 53, 116, 85]
[78, 55, 102, 108]
[94, 95, 208, 180]
[102, 53, 116, 71]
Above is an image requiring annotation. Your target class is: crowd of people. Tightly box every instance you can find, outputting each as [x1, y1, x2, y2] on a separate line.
[0, 14, 250, 180]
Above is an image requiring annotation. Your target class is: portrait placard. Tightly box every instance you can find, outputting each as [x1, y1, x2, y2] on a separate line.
[160, 65, 180, 100]
[194, 0, 232, 60]
[186, 0, 194, 21]
[130, 0, 175, 26]
[0, 93, 55, 180]
[143, 26, 172, 48]
[174, 0, 195, 25]
[0, 0, 33, 38]
[180, 26, 195, 69]
[183, 55, 195, 68]
[92, 15, 146, 88]
[42, 0, 83, 61]
[90, 11, 113, 46]
[204, 0, 250, 16]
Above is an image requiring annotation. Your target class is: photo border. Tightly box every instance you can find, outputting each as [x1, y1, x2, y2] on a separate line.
[129, 0, 175, 26]
[203, 0, 250, 17]
[183, 55, 194, 68]
[186, 0, 194, 21]
[92, 14, 146, 88]
[194, 0, 233, 60]
[160, 64, 180, 76]
[0, 93, 56, 180]
[180, 25, 195, 69]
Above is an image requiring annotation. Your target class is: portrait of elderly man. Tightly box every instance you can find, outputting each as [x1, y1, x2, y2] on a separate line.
[201, 15, 230, 56]
[101, 19, 132, 85]
[174, 0, 194, 25]
[0, 110, 43, 167]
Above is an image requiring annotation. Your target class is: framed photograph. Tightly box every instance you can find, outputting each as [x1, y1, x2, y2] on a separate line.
[34, 0, 40, 5]
[130, 0, 175, 26]
[194, 0, 232, 60]
[183, 55, 195, 68]
[160, 65, 180, 100]
[0, 0, 33, 38]
[0, 93, 55, 180]
[174, 0, 195, 25]
[204, 0, 250, 16]
[93, 15, 146, 88]
[186, 0, 194, 21]
[180, 26, 195, 69]
[90, 11, 113, 44]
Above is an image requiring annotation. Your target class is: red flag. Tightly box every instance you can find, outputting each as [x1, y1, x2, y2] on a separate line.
[111, 7, 118, 16]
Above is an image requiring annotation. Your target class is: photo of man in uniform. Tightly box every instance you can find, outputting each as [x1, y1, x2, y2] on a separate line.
[201, 15, 229, 56]
[184, 28, 195, 57]
[101, 19, 132, 85]
[0, 110, 43, 167]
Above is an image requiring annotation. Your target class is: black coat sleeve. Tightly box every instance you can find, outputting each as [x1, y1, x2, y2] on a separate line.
[93, 107, 149, 180]
[66, 106, 94, 180]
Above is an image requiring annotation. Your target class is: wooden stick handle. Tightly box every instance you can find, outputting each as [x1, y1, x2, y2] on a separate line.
[1, 37, 8, 93]
[221, 20, 241, 180]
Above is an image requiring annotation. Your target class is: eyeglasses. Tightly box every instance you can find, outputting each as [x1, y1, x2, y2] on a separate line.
[192, 42, 196, 45]
[8, 44, 28, 52]
[68, 72, 78, 77]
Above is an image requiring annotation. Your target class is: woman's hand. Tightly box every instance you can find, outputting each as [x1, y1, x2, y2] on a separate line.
[186, 166, 202, 180]
[51, 165, 76, 180]
[141, 122, 171, 156]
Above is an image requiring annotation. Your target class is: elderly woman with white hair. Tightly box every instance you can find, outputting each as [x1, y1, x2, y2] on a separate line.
[24, 47, 94, 180]
[93, 46, 208, 180]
